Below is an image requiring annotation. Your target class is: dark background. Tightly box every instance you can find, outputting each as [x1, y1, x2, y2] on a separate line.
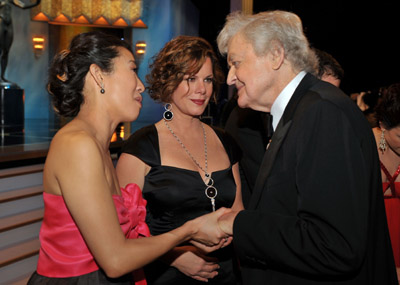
[192, 0, 399, 95]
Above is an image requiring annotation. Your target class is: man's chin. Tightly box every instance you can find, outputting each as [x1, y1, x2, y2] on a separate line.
[237, 97, 249, 109]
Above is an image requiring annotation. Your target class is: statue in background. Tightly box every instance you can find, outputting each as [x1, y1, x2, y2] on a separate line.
[0, 0, 41, 86]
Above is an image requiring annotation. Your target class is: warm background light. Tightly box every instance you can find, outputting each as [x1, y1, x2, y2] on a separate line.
[33, 36, 45, 50]
[32, 36, 45, 58]
[135, 41, 146, 55]
[31, 0, 146, 28]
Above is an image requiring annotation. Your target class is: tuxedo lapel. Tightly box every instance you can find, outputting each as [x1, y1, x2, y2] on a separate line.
[247, 73, 318, 209]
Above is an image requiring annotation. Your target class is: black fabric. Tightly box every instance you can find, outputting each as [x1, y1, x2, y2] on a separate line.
[121, 124, 241, 284]
[224, 108, 271, 207]
[28, 270, 133, 285]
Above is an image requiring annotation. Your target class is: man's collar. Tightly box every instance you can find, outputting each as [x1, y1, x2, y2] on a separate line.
[270, 71, 306, 130]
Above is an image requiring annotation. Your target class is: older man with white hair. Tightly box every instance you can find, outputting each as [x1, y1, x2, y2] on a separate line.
[215, 10, 397, 285]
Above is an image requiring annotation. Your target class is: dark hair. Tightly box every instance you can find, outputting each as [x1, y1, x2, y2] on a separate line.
[314, 48, 344, 81]
[375, 83, 400, 129]
[47, 31, 132, 117]
[146, 35, 224, 103]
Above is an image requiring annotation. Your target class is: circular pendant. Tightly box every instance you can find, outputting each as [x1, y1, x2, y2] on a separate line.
[205, 186, 217, 199]
[163, 110, 173, 121]
[205, 176, 214, 186]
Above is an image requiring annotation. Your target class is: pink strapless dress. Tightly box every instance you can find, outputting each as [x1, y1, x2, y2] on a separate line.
[381, 162, 400, 267]
[34, 183, 150, 284]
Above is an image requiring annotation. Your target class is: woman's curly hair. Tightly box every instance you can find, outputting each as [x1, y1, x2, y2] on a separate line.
[146, 35, 224, 103]
[47, 31, 132, 117]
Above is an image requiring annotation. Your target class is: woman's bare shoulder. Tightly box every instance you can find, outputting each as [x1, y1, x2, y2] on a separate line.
[52, 125, 99, 154]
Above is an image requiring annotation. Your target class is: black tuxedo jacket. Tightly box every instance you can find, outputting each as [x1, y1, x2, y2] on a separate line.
[233, 73, 397, 284]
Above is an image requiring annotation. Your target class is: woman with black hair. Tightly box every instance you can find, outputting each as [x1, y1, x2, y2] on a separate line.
[28, 31, 230, 285]
[373, 82, 400, 281]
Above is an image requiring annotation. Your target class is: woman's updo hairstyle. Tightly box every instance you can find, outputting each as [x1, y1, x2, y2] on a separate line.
[146, 35, 224, 103]
[47, 31, 132, 117]
[374, 82, 400, 130]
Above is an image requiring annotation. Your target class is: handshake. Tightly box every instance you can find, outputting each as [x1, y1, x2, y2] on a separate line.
[186, 207, 239, 251]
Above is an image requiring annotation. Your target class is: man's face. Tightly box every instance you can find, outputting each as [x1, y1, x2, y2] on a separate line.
[226, 33, 277, 112]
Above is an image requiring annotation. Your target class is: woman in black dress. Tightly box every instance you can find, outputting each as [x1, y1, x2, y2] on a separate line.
[116, 36, 243, 284]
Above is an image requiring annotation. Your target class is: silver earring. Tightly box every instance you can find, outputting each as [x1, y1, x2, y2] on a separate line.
[100, 83, 105, 94]
[163, 103, 173, 121]
[379, 129, 387, 154]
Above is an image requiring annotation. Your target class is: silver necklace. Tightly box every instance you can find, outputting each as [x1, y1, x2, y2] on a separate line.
[164, 119, 217, 211]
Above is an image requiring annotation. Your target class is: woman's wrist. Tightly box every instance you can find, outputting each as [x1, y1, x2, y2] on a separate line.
[169, 220, 197, 245]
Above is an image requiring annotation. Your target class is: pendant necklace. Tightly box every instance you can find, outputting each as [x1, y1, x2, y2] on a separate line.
[164, 120, 217, 211]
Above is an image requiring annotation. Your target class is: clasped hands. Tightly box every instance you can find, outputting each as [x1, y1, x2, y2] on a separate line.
[189, 207, 239, 251]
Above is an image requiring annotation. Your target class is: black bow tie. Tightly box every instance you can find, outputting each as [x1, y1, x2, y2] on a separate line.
[261, 113, 273, 139]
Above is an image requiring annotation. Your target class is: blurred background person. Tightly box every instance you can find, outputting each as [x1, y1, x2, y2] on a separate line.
[223, 105, 270, 208]
[351, 87, 384, 127]
[372, 82, 400, 281]
[116, 36, 243, 284]
[313, 48, 344, 88]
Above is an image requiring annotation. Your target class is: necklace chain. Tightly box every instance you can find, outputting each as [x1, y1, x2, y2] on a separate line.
[164, 119, 209, 177]
[164, 119, 217, 211]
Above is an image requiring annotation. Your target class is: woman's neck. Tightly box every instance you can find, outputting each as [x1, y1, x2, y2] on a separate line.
[75, 108, 118, 152]
[382, 147, 400, 166]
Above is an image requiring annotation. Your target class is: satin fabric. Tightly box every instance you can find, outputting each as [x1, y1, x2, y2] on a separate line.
[121, 124, 241, 284]
[36, 183, 149, 284]
[382, 162, 400, 267]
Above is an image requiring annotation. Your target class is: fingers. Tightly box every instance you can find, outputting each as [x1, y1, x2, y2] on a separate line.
[189, 208, 238, 246]
[192, 271, 217, 282]
[190, 212, 228, 246]
[192, 275, 209, 282]
[221, 236, 233, 248]
[191, 240, 222, 253]
[214, 207, 232, 216]
[191, 263, 219, 282]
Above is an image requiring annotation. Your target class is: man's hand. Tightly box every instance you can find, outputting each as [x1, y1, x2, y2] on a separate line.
[218, 210, 240, 236]
[190, 208, 232, 246]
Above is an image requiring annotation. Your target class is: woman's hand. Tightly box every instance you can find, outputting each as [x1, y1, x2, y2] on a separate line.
[191, 236, 233, 253]
[167, 246, 220, 282]
[190, 207, 232, 246]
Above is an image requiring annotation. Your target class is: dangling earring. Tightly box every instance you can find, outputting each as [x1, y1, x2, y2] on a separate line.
[379, 129, 387, 154]
[163, 103, 173, 121]
[100, 82, 105, 94]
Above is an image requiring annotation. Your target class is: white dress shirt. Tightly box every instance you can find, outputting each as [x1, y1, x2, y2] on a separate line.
[270, 71, 306, 131]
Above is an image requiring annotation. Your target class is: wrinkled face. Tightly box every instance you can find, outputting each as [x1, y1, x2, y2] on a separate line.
[106, 47, 144, 122]
[170, 57, 214, 118]
[226, 33, 277, 112]
[384, 125, 400, 156]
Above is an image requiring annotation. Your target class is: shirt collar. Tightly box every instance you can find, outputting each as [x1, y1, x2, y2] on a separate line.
[270, 71, 306, 131]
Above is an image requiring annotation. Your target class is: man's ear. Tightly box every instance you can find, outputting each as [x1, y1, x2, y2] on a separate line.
[269, 42, 285, 70]
[89, 63, 104, 89]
